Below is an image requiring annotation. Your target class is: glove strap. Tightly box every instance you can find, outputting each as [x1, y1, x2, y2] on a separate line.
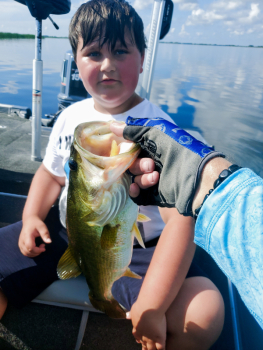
[194, 164, 242, 220]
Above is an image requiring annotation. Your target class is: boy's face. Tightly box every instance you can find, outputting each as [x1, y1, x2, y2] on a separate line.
[76, 33, 144, 114]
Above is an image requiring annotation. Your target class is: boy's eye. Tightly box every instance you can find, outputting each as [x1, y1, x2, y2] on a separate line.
[88, 51, 100, 57]
[115, 49, 128, 55]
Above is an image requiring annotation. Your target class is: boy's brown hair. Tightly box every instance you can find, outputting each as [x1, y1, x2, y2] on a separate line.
[69, 0, 147, 61]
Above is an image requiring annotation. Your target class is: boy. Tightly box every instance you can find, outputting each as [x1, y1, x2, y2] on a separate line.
[0, 1, 224, 349]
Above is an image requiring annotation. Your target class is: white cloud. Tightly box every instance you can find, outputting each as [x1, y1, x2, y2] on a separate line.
[212, 1, 242, 10]
[179, 24, 190, 36]
[133, 0, 153, 11]
[186, 9, 225, 26]
[176, 0, 263, 44]
[239, 3, 260, 23]
[1, 0, 263, 46]
[172, 0, 198, 4]
[225, 20, 234, 26]
[250, 3, 260, 17]
[133, 0, 198, 12]
[232, 30, 245, 35]
[179, 2, 198, 11]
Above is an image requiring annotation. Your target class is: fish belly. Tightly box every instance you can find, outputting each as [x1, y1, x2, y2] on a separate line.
[67, 195, 138, 318]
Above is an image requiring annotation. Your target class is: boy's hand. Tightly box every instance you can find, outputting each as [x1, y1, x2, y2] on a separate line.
[19, 216, 51, 257]
[126, 302, 166, 350]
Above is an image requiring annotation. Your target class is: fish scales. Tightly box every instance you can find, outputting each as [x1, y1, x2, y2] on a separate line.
[57, 121, 148, 319]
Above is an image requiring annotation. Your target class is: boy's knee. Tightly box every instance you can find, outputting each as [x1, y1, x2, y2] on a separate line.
[166, 277, 225, 349]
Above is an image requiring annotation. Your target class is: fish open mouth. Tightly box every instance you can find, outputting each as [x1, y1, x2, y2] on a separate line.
[74, 121, 140, 160]
[73, 121, 141, 183]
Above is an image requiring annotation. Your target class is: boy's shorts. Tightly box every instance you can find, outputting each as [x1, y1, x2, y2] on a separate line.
[0, 207, 206, 311]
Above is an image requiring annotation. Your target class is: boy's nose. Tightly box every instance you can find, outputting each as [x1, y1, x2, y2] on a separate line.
[100, 57, 116, 72]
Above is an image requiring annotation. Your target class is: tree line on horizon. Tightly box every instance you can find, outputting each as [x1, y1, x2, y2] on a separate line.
[1, 32, 261, 47]
[0, 32, 67, 39]
[0, 32, 34, 39]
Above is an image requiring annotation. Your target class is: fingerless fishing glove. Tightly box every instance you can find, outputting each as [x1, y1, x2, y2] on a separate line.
[124, 117, 225, 216]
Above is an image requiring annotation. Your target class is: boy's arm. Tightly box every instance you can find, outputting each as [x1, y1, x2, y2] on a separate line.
[128, 208, 195, 349]
[19, 163, 65, 257]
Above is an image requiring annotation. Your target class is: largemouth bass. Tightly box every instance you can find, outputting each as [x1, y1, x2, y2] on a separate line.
[57, 121, 149, 318]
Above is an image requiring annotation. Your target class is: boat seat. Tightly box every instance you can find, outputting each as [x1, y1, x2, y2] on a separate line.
[32, 275, 101, 350]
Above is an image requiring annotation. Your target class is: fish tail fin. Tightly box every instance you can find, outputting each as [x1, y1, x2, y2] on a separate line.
[89, 294, 126, 319]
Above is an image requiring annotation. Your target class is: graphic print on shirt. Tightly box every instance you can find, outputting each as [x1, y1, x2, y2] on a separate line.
[58, 135, 73, 150]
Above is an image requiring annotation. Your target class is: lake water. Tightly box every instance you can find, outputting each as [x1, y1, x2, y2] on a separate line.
[0, 38, 262, 176]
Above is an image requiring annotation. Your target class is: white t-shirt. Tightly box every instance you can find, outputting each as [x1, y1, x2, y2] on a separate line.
[43, 98, 175, 242]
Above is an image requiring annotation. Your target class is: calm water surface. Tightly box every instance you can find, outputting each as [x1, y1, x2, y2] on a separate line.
[0, 39, 262, 176]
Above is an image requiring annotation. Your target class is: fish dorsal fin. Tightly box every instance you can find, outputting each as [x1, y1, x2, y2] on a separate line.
[132, 223, 145, 249]
[123, 267, 142, 279]
[57, 247, 81, 280]
[137, 213, 151, 222]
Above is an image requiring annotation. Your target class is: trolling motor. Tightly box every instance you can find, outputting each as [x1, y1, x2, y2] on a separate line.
[14, 0, 71, 161]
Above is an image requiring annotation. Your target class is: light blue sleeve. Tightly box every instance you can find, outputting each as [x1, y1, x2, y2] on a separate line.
[194, 168, 263, 329]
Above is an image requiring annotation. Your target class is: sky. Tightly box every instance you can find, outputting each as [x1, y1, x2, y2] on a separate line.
[0, 0, 263, 46]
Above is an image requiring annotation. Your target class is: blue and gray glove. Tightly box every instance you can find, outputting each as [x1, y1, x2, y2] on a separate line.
[124, 117, 225, 216]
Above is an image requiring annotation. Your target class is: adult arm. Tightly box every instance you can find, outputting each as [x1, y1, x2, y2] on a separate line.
[127, 208, 196, 349]
[127, 155, 232, 214]
[111, 120, 263, 330]
[19, 163, 65, 257]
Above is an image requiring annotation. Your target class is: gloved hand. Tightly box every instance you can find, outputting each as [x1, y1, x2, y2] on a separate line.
[123, 117, 225, 216]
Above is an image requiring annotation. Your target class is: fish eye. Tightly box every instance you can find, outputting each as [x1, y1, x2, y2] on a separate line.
[69, 158, 78, 171]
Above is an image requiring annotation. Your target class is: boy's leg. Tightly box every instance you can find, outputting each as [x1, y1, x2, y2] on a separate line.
[0, 207, 68, 311]
[0, 288, 8, 320]
[112, 240, 224, 350]
[165, 276, 224, 350]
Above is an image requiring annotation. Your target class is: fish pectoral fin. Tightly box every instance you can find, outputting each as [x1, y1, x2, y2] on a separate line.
[101, 224, 118, 249]
[137, 213, 151, 222]
[123, 267, 142, 279]
[57, 247, 81, 280]
[132, 223, 145, 249]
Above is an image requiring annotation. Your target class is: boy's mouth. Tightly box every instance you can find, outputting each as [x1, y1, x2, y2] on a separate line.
[100, 78, 118, 85]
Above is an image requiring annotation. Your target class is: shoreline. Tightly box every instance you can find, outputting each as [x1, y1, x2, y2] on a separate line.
[0, 33, 261, 48]
[161, 41, 263, 48]
[0, 32, 67, 39]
